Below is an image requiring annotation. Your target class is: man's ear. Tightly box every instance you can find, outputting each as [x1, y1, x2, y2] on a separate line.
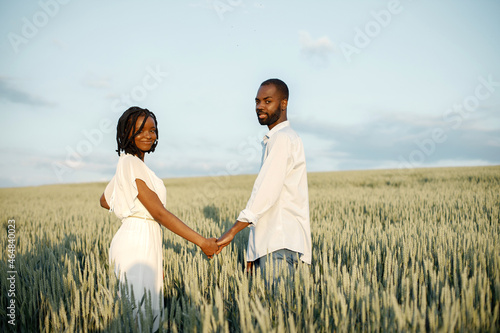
[281, 99, 288, 111]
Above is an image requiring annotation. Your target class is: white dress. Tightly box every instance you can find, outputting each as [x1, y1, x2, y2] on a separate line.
[104, 153, 166, 331]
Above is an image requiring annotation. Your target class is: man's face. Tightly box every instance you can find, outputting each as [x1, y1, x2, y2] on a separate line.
[255, 84, 286, 128]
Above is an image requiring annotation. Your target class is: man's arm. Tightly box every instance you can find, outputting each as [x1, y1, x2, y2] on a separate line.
[215, 221, 249, 254]
[240, 134, 290, 222]
[216, 134, 291, 255]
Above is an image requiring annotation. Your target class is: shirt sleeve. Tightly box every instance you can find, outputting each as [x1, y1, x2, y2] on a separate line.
[104, 175, 115, 209]
[106, 155, 156, 218]
[237, 133, 290, 225]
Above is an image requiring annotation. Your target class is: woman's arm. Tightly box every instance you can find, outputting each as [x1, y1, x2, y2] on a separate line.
[100, 193, 110, 210]
[135, 179, 218, 258]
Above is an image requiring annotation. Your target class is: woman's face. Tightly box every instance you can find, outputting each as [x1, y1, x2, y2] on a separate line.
[133, 115, 157, 156]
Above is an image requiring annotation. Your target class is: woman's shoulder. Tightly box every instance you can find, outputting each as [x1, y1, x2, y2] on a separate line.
[119, 153, 141, 163]
[117, 153, 147, 170]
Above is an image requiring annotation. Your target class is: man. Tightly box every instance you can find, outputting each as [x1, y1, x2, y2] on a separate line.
[216, 78, 312, 279]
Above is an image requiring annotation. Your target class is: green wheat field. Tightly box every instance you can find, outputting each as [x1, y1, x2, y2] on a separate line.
[1, 166, 499, 332]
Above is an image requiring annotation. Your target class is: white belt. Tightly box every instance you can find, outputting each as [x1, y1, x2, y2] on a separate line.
[125, 214, 156, 222]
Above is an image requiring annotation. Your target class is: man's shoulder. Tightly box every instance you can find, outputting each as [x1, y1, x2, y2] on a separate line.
[268, 127, 303, 153]
[274, 124, 300, 141]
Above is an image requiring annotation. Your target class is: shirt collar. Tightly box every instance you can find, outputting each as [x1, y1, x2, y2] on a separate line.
[263, 120, 290, 143]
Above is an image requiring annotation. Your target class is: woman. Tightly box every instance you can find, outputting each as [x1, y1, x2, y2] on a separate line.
[100, 106, 218, 331]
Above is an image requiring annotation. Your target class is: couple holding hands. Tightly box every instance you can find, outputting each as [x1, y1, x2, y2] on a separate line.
[99, 78, 311, 329]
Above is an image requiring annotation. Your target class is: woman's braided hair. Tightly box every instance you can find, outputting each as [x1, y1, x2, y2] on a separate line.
[116, 106, 158, 156]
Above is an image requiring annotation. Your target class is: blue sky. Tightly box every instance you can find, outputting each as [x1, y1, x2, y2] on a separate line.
[1, 0, 499, 187]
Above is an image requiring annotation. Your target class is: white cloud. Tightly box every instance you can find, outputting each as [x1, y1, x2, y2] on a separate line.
[294, 110, 500, 171]
[81, 72, 112, 89]
[429, 159, 494, 168]
[298, 30, 336, 67]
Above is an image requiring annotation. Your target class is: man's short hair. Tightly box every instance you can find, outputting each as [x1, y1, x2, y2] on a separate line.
[261, 78, 289, 101]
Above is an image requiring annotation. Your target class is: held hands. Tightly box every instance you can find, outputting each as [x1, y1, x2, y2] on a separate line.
[199, 233, 233, 259]
[201, 221, 248, 258]
[199, 231, 235, 259]
[200, 237, 219, 259]
[215, 230, 235, 255]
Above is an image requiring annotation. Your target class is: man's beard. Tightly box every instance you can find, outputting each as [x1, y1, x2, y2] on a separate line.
[258, 107, 281, 126]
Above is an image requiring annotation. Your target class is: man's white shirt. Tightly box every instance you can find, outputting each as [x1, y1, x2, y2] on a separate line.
[237, 121, 312, 264]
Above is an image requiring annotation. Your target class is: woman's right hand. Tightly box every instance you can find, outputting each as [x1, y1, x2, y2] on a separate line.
[200, 237, 219, 259]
